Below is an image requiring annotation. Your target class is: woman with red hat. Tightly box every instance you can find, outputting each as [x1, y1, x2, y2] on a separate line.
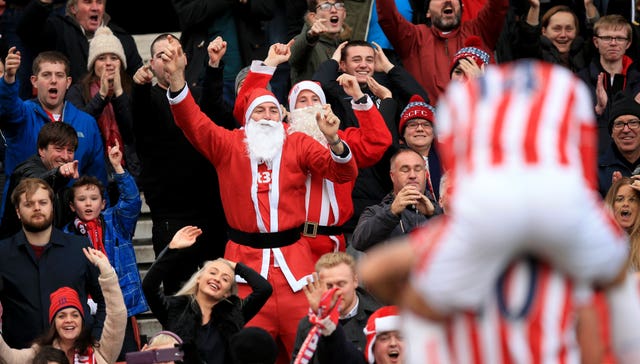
[0, 247, 127, 364]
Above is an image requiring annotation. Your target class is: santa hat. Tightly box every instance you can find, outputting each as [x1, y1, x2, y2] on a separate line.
[243, 88, 282, 125]
[288, 80, 326, 110]
[363, 306, 401, 364]
[87, 26, 127, 71]
[49, 286, 84, 323]
[399, 95, 435, 135]
[449, 36, 490, 76]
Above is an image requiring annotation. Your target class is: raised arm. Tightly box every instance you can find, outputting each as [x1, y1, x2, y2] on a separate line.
[235, 262, 273, 322]
[83, 247, 128, 364]
[142, 226, 203, 326]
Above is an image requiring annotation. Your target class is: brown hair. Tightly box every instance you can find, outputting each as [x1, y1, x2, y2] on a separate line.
[541, 6, 579, 34]
[32, 51, 70, 77]
[340, 40, 374, 63]
[37, 122, 78, 151]
[11, 178, 53, 209]
[594, 14, 632, 40]
[69, 175, 105, 202]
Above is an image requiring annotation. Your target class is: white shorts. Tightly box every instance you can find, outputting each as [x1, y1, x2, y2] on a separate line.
[411, 168, 628, 314]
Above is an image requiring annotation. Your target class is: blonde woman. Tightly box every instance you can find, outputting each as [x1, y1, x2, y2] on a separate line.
[605, 177, 640, 270]
[0, 248, 126, 364]
[142, 226, 273, 364]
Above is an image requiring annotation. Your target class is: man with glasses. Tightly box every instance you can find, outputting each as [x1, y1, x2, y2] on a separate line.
[598, 92, 640, 197]
[351, 146, 438, 251]
[290, 0, 350, 85]
[578, 14, 640, 155]
[579, 14, 640, 155]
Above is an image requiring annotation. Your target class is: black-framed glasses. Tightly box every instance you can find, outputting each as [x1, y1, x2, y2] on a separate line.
[595, 35, 629, 43]
[316, 2, 345, 11]
[612, 119, 640, 130]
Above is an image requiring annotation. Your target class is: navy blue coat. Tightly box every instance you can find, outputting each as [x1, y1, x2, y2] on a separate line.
[0, 228, 106, 348]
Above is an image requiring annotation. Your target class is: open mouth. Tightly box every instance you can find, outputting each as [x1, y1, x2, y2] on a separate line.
[388, 350, 400, 359]
[442, 2, 454, 15]
[90, 15, 99, 22]
[48, 88, 58, 95]
[621, 209, 632, 217]
[330, 16, 339, 24]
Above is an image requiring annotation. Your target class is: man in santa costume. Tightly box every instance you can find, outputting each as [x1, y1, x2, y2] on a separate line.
[160, 36, 358, 362]
[231, 39, 392, 262]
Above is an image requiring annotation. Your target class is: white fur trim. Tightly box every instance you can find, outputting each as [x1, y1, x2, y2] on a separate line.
[166, 86, 189, 104]
[288, 81, 327, 110]
[250, 60, 277, 75]
[244, 95, 282, 124]
[373, 315, 401, 333]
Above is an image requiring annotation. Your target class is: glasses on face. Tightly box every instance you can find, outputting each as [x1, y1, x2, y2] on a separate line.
[613, 119, 640, 130]
[315, 2, 345, 11]
[405, 120, 433, 130]
[596, 35, 629, 43]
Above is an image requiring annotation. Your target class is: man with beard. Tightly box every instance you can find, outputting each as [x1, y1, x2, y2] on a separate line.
[0, 178, 105, 349]
[376, 0, 509, 102]
[161, 36, 358, 362]
[232, 38, 391, 262]
[0, 122, 79, 239]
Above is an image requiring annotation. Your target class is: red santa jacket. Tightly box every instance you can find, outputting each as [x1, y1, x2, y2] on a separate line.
[170, 88, 357, 291]
[236, 62, 392, 260]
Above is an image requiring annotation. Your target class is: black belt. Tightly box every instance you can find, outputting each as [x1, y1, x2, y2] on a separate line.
[301, 221, 344, 238]
[227, 226, 301, 249]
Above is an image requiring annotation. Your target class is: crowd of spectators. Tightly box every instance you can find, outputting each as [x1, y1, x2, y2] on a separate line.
[0, 0, 639, 363]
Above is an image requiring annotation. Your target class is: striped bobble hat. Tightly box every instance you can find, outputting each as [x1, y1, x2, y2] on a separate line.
[450, 35, 490, 76]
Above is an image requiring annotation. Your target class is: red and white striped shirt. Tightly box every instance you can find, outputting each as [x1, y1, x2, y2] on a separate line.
[436, 61, 598, 199]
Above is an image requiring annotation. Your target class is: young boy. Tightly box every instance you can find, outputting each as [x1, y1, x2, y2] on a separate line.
[64, 140, 147, 359]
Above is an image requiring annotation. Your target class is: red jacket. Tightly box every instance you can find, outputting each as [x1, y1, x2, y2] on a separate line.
[377, 0, 508, 102]
[170, 88, 358, 291]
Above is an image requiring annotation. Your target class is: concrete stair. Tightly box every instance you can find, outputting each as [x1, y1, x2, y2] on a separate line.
[130, 32, 181, 344]
[132, 193, 161, 343]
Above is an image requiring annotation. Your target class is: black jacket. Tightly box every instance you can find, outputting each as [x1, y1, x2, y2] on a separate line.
[17, 0, 143, 84]
[313, 59, 431, 231]
[351, 190, 439, 252]
[142, 247, 273, 364]
[171, 0, 275, 100]
[291, 288, 381, 364]
[578, 56, 640, 155]
[514, 20, 592, 74]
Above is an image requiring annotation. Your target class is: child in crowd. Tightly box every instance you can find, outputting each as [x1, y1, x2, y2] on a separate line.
[63, 140, 146, 360]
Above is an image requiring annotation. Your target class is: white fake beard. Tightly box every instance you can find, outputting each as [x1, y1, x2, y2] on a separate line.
[288, 105, 328, 146]
[244, 119, 286, 168]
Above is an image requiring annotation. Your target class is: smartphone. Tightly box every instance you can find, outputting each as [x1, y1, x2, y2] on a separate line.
[125, 347, 184, 363]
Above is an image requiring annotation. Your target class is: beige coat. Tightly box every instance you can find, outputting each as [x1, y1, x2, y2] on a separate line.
[0, 261, 127, 364]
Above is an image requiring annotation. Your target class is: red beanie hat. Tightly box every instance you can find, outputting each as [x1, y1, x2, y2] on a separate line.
[363, 306, 401, 364]
[449, 35, 491, 76]
[49, 287, 84, 323]
[399, 95, 435, 135]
